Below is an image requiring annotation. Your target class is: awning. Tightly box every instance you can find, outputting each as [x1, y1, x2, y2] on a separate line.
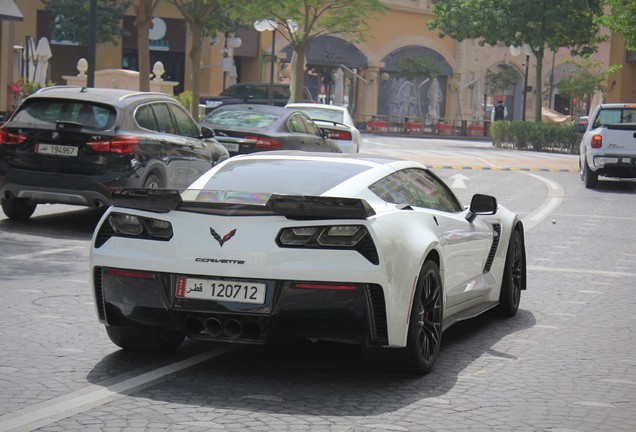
[542, 106, 572, 124]
[0, 0, 23, 21]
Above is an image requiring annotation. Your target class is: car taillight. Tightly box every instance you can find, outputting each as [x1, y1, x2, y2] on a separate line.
[591, 134, 602, 148]
[278, 225, 367, 247]
[244, 135, 283, 149]
[292, 282, 358, 291]
[326, 130, 352, 140]
[0, 127, 27, 145]
[87, 136, 139, 154]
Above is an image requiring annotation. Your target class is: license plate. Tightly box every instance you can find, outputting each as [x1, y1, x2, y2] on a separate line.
[176, 277, 266, 304]
[35, 144, 79, 157]
[221, 142, 239, 152]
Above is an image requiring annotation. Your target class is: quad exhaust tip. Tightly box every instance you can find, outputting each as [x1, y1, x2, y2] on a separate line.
[188, 316, 265, 340]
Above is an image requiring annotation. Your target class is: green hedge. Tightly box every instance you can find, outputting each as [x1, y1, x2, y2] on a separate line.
[490, 120, 582, 154]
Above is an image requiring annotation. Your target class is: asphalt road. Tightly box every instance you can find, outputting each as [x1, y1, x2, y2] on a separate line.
[1, 135, 635, 431]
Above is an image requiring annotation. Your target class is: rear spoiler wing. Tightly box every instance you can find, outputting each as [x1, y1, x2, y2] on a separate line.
[267, 194, 375, 219]
[111, 189, 376, 220]
[111, 189, 182, 213]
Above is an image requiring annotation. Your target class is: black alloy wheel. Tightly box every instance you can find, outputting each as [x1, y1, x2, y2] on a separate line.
[495, 229, 526, 316]
[407, 260, 443, 374]
[362, 260, 443, 375]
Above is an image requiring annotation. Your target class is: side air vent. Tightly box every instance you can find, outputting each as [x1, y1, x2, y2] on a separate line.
[366, 284, 388, 344]
[93, 266, 106, 321]
[483, 223, 501, 273]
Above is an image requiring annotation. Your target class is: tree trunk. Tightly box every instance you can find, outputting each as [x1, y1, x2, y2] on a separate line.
[135, 0, 154, 92]
[189, 22, 203, 120]
[533, 48, 544, 122]
[291, 43, 308, 103]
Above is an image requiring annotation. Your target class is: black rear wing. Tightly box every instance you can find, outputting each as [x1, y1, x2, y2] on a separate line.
[267, 194, 375, 219]
[110, 189, 375, 220]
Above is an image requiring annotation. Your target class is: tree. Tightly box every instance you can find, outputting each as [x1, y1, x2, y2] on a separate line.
[556, 58, 621, 116]
[132, 0, 161, 92]
[603, 0, 636, 50]
[167, 1, 219, 119]
[485, 67, 519, 101]
[42, 0, 130, 45]
[227, 0, 387, 103]
[428, 0, 605, 122]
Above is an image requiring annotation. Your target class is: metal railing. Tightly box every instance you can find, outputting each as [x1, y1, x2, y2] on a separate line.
[359, 115, 491, 137]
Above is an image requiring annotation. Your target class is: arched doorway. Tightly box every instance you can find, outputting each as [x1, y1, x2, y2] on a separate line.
[378, 46, 452, 123]
[281, 36, 368, 115]
[485, 63, 524, 120]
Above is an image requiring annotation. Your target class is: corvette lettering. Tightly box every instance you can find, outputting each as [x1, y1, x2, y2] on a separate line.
[195, 257, 245, 264]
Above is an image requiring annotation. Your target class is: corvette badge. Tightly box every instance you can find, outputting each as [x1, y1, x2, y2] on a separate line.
[210, 228, 236, 247]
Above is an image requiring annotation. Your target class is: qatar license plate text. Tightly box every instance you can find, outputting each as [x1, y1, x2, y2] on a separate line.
[176, 277, 266, 304]
[35, 144, 79, 157]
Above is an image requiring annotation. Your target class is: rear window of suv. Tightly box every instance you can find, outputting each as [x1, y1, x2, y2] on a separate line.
[11, 99, 116, 130]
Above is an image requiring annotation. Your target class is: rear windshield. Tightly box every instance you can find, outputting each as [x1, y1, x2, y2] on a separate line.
[593, 107, 636, 127]
[10, 99, 116, 130]
[293, 107, 344, 123]
[193, 158, 371, 200]
[202, 110, 278, 129]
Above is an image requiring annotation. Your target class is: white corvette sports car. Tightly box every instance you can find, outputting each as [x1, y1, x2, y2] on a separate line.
[90, 152, 526, 374]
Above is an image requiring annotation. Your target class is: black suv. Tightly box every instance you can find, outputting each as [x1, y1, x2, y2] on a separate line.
[0, 86, 229, 220]
[200, 82, 313, 113]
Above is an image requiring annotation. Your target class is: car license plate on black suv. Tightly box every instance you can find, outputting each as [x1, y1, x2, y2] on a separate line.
[35, 144, 79, 157]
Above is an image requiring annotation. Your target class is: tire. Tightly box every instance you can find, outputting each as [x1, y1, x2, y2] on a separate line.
[495, 229, 526, 316]
[580, 156, 598, 188]
[363, 260, 443, 375]
[143, 174, 163, 189]
[1, 197, 37, 220]
[105, 325, 185, 353]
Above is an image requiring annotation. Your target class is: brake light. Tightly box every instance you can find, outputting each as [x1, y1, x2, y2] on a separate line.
[244, 135, 283, 149]
[591, 134, 602, 148]
[326, 130, 352, 140]
[0, 126, 27, 145]
[292, 282, 358, 291]
[104, 268, 155, 279]
[87, 136, 139, 154]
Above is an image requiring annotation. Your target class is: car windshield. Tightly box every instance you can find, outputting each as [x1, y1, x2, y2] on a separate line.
[10, 99, 116, 130]
[293, 107, 344, 123]
[183, 158, 371, 204]
[202, 110, 279, 129]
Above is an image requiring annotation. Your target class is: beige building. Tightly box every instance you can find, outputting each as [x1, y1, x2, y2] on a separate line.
[1, 0, 632, 125]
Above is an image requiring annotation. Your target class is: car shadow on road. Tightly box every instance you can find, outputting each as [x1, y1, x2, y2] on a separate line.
[588, 179, 636, 193]
[87, 308, 536, 417]
[0, 207, 105, 240]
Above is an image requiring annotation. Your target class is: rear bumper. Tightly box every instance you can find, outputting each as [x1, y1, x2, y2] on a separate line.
[591, 154, 636, 178]
[93, 266, 389, 346]
[0, 167, 137, 207]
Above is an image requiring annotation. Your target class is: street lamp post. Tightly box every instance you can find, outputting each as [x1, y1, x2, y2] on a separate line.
[254, 19, 278, 105]
[509, 44, 532, 121]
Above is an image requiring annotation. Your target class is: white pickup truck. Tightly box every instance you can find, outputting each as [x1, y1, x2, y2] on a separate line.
[577, 103, 636, 188]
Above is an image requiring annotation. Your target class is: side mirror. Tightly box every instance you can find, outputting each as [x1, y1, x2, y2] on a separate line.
[466, 194, 497, 222]
[572, 124, 586, 133]
[200, 126, 215, 139]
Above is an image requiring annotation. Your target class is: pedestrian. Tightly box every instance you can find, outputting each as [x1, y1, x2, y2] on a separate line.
[491, 100, 508, 121]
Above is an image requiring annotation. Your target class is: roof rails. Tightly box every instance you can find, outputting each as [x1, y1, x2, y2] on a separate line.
[119, 91, 171, 101]
[35, 85, 82, 94]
